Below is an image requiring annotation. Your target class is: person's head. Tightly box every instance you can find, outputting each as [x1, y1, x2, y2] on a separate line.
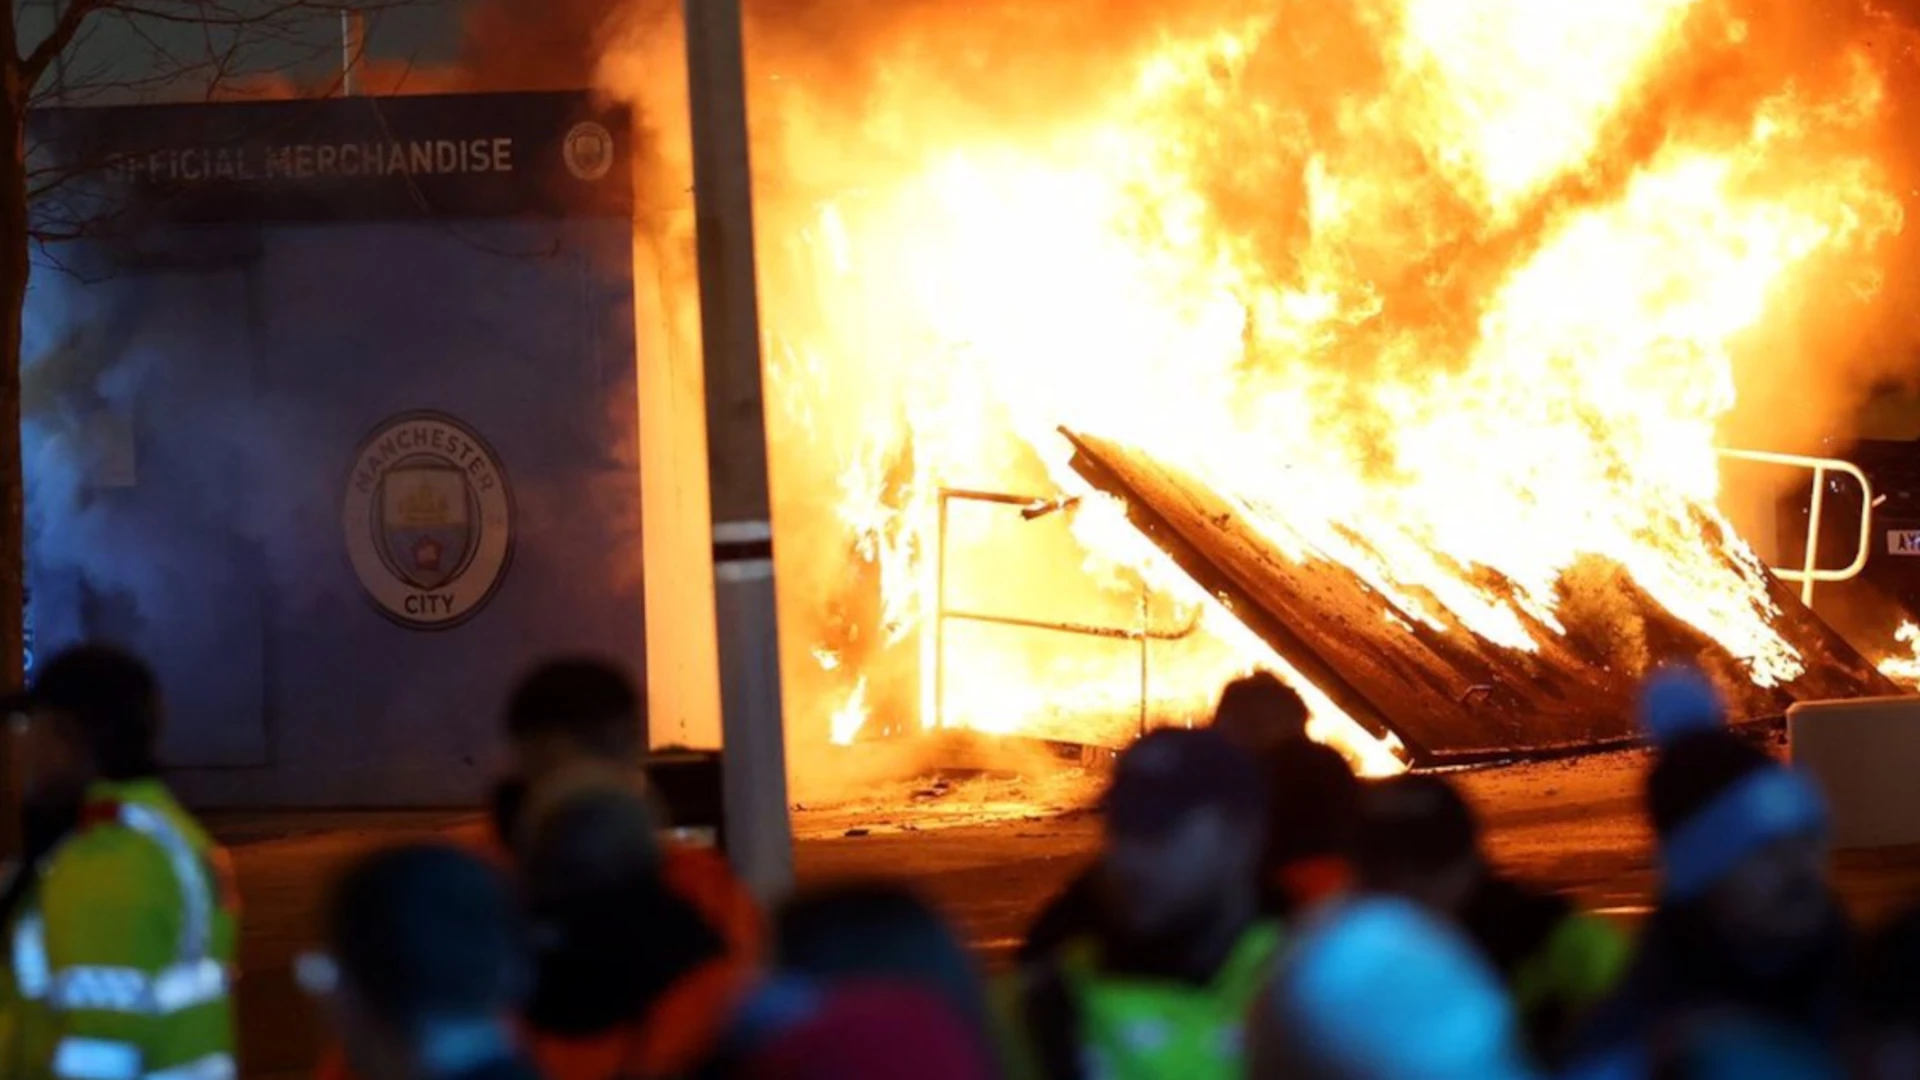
[1263, 738, 1361, 904]
[1253, 895, 1533, 1080]
[503, 657, 642, 784]
[516, 767, 661, 897]
[1210, 671, 1312, 756]
[1353, 774, 1483, 918]
[517, 773, 724, 1036]
[1641, 666, 1833, 954]
[775, 881, 989, 1037]
[304, 844, 529, 1080]
[21, 644, 162, 804]
[1099, 727, 1268, 943]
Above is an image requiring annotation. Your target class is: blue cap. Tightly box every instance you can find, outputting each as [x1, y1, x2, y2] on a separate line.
[1639, 665, 1727, 747]
[1270, 896, 1539, 1080]
[1661, 767, 1829, 901]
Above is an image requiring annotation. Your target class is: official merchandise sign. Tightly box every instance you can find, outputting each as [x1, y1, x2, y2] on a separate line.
[343, 412, 514, 630]
[30, 90, 632, 225]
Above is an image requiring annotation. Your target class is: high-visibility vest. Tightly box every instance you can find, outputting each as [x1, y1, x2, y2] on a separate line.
[1510, 910, 1631, 1048]
[1, 779, 239, 1080]
[998, 922, 1282, 1080]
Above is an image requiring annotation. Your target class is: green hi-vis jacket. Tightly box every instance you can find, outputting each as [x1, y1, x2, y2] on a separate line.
[1510, 909, 1631, 1055]
[0, 779, 239, 1080]
[997, 922, 1282, 1080]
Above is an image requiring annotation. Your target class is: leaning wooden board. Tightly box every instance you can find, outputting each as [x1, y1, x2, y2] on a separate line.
[1063, 429, 1896, 764]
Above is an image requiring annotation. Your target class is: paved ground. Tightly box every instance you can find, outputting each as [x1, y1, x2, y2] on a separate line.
[216, 750, 1920, 1080]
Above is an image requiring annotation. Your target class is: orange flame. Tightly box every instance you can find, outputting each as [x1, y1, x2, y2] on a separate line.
[829, 675, 871, 746]
[604, 0, 1906, 775]
[1879, 621, 1920, 689]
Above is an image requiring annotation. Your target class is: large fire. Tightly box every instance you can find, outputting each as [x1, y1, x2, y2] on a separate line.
[607, 0, 1908, 779]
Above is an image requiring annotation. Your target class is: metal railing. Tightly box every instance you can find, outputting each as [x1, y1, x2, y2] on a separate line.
[1717, 447, 1875, 607]
[931, 488, 1200, 739]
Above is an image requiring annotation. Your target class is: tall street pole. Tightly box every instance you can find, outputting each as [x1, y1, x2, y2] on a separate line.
[681, 0, 794, 898]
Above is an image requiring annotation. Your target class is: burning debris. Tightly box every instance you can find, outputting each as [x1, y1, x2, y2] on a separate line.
[590, 0, 1920, 777]
[1879, 621, 1920, 690]
[1065, 428, 1895, 762]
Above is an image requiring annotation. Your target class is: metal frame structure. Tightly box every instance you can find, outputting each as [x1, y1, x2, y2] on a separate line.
[1718, 447, 1875, 607]
[931, 488, 1200, 740]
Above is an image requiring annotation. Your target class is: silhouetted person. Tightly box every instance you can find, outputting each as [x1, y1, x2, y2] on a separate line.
[495, 658, 759, 955]
[775, 881, 992, 1043]
[693, 881, 998, 1080]
[491, 657, 646, 843]
[1354, 773, 1628, 1064]
[1022, 672, 1332, 961]
[0, 646, 238, 1080]
[517, 773, 734, 1048]
[1259, 738, 1362, 918]
[999, 728, 1276, 1080]
[1568, 667, 1847, 1077]
[1251, 895, 1538, 1079]
[304, 844, 536, 1080]
[318, 658, 760, 1080]
[1208, 670, 1312, 755]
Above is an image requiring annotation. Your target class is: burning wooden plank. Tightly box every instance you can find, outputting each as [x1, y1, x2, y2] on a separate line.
[1064, 429, 1895, 764]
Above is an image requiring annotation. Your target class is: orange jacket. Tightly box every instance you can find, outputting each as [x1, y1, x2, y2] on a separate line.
[659, 844, 764, 966]
[518, 959, 758, 1080]
[315, 842, 763, 1080]
[1273, 855, 1353, 911]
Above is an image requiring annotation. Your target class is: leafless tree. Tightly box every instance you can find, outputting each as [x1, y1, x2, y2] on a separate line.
[0, 0, 436, 849]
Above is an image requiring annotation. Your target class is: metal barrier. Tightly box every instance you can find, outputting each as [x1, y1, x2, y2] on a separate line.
[1717, 447, 1875, 607]
[931, 488, 1200, 739]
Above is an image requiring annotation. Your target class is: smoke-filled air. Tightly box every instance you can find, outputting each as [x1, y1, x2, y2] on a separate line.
[585, 0, 1920, 780]
[37, 0, 1918, 785]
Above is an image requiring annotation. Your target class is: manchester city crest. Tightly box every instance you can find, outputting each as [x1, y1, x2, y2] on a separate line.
[343, 411, 514, 630]
[563, 121, 614, 182]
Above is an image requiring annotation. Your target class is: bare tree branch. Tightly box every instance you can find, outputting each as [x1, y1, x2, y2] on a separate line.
[23, 0, 114, 89]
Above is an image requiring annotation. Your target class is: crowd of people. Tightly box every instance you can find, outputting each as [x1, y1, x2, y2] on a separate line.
[2, 643, 1919, 1079]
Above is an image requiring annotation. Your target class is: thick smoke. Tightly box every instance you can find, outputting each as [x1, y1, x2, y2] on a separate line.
[23, 256, 343, 684]
[1709, 0, 1920, 454]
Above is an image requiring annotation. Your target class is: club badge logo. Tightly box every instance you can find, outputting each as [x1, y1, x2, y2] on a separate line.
[343, 411, 513, 630]
[562, 120, 615, 182]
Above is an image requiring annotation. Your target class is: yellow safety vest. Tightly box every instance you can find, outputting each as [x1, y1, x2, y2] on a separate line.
[0, 779, 239, 1080]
